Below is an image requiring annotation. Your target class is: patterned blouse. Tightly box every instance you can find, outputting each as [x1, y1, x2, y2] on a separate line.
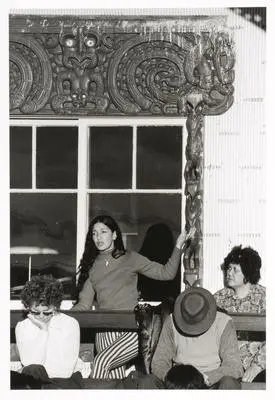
[214, 284, 266, 371]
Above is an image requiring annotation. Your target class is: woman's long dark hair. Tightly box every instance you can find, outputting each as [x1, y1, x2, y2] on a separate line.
[75, 215, 126, 298]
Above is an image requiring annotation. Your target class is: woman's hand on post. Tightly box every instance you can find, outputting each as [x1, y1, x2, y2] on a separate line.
[175, 226, 196, 250]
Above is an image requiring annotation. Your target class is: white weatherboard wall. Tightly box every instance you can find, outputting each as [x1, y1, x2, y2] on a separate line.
[203, 12, 266, 294]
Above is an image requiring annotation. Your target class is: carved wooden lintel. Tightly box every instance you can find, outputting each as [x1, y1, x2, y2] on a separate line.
[9, 15, 235, 118]
[9, 14, 235, 289]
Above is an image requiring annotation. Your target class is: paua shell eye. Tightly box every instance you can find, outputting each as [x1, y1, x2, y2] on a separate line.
[65, 36, 76, 48]
[85, 35, 97, 48]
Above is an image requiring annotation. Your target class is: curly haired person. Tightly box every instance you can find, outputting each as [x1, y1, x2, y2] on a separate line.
[12, 275, 82, 389]
[214, 246, 266, 383]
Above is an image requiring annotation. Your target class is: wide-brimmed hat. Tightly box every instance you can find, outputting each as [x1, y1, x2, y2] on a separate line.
[173, 287, 217, 336]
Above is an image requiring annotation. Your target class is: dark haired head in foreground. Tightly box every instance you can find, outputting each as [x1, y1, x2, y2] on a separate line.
[165, 364, 208, 389]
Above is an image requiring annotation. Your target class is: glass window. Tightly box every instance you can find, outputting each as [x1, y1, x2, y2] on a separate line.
[36, 126, 78, 189]
[137, 126, 182, 189]
[89, 192, 181, 251]
[10, 121, 185, 302]
[10, 126, 32, 189]
[89, 126, 132, 189]
[10, 193, 77, 299]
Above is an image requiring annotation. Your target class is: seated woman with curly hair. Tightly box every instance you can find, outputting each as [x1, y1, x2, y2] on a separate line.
[214, 246, 266, 383]
[12, 275, 83, 389]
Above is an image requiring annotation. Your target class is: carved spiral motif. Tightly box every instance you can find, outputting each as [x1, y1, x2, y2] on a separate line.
[9, 34, 53, 114]
[108, 37, 187, 114]
[9, 50, 33, 110]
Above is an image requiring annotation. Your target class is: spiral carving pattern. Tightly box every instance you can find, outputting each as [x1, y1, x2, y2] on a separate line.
[9, 34, 52, 114]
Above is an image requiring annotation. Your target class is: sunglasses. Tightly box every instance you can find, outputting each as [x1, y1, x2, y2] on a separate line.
[29, 309, 55, 317]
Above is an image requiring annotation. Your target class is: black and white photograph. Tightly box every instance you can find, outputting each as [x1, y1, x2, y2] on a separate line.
[2, 0, 271, 396]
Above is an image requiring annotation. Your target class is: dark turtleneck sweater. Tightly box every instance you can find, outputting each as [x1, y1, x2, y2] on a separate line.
[72, 247, 181, 311]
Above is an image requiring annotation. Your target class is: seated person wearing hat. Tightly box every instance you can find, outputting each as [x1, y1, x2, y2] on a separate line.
[151, 287, 243, 389]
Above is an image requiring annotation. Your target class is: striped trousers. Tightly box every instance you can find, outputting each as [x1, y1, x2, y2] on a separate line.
[92, 331, 139, 379]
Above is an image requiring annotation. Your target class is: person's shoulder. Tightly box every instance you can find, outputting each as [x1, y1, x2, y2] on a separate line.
[252, 283, 266, 294]
[126, 251, 147, 262]
[214, 287, 232, 298]
[15, 317, 30, 330]
[115, 249, 133, 258]
[214, 311, 233, 334]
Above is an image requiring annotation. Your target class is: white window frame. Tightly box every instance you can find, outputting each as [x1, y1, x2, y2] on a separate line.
[10, 117, 187, 309]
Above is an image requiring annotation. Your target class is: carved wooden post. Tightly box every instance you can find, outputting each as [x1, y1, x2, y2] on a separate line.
[180, 93, 204, 288]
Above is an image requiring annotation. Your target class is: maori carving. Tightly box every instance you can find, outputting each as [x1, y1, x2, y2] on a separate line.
[109, 31, 235, 116]
[9, 34, 52, 114]
[50, 26, 109, 114]
[9, 51, 33, 110]
[181, 93, 204, 288]
[202, 33, 235, 115]
[178, 32, 235, 116]
[9, 18, 235, 117]
[108, 36, 187, 114]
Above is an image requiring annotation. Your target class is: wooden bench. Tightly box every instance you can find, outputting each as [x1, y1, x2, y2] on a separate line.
[10, 309, 138, 330]
[10, 310, 266, 389]
[229, 312, 266, 390]
[229, 312, 266, 332]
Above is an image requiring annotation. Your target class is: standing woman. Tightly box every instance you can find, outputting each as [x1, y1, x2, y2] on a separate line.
[72, 214, 191, 379]
[214, 245, 266, 383]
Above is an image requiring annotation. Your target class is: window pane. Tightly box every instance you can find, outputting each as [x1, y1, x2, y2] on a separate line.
[10, 126, 32, 188]
[88, 193, 181, 301]
[89, 126, 132, 188]
[36, 126, 78, 188]
[137, 126, 182, 189]
[10, 193, 77, 299]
